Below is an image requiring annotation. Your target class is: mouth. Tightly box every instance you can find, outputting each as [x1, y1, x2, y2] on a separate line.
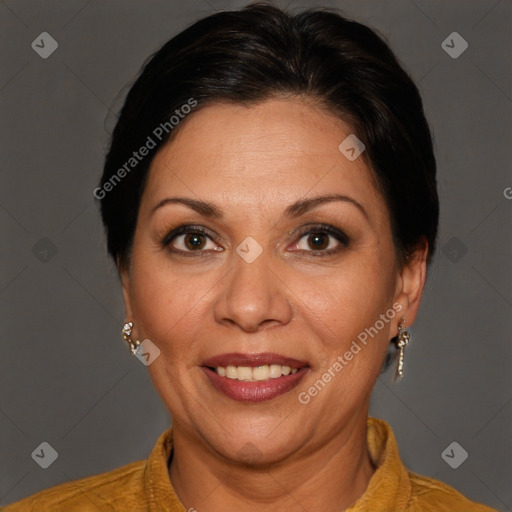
[201, 352, 309, 403]
[212, 364, 298, 381]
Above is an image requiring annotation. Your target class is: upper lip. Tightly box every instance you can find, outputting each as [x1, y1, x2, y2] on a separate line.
[202, 352, 309, 369]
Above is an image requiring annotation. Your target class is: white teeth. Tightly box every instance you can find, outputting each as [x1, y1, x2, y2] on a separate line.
[237, 366, 253, 381]
[214, 364, 300, 381]
[269, 364, 282, 378]
[253, 365, 269, 380]
[226, 365, 238, 379]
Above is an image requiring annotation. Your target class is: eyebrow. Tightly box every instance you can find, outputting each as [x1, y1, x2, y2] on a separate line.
[151, 194, 369, 221]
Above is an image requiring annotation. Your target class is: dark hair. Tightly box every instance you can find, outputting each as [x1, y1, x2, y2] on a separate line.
[98, 2, 439, 271]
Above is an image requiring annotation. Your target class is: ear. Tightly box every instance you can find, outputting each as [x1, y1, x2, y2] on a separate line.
[392, 237, 428, 335]
[118, 257, 134, 322]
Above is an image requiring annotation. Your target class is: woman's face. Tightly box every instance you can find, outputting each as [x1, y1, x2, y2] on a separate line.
[121, 98, 425, 463]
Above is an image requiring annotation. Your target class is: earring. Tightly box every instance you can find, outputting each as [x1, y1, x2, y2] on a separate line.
[122, 321, 141, 355]
[394, 318, 410, 380]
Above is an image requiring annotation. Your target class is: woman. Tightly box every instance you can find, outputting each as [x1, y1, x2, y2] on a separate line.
[4, 3, 497, 511]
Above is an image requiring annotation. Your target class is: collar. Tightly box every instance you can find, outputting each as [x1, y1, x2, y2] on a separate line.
[346, 417, 411, 511]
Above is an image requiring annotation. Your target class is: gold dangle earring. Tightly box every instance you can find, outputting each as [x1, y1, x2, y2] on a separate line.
[394, 318, 410, 380]
[122, 321, 141, 355]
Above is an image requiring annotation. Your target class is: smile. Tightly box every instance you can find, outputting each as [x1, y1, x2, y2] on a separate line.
[213, 364, 299, 381]
[201, 353, 309, 402]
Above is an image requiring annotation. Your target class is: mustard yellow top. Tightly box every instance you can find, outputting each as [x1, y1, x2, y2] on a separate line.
[2, 417, 497, 512]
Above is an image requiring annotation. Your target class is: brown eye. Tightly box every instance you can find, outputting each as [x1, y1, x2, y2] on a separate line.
[307, 233, 329, 251]
[163, 226, 222, 254]
[183, 233, 207, 250]
[296, 232, 339, 253]
[291, 224, 349, 255]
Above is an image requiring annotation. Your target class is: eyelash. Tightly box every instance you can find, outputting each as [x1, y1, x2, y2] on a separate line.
[161, 223, 350, 257]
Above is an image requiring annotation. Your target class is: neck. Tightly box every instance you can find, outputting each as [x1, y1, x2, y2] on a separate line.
[169, 414, 376, 512]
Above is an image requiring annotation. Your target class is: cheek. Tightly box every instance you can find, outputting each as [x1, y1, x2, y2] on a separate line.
[291, 254, 396, 385]
[128, 264, 211, 413]
[290, 281, 395, 426]
[128, 255, 215, 359]
[296, 254, 394, 330]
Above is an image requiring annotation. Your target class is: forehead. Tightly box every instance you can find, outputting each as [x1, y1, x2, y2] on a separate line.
[142, 98, 386, 219]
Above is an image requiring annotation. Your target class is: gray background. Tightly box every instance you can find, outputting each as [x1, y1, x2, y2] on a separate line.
[1, 0, 510, 510]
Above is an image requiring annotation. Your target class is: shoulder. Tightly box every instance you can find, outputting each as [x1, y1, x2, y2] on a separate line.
[406, 470, 498, 512]
[1, 460, 147, 512]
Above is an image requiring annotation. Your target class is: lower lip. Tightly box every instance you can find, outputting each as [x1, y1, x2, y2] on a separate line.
[201, 367, 308, 403]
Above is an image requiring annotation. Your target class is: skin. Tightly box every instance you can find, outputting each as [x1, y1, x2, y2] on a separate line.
[120, 97, 428, 512]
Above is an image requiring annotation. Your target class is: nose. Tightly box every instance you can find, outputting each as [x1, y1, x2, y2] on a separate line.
[213, 250, 294, 333]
